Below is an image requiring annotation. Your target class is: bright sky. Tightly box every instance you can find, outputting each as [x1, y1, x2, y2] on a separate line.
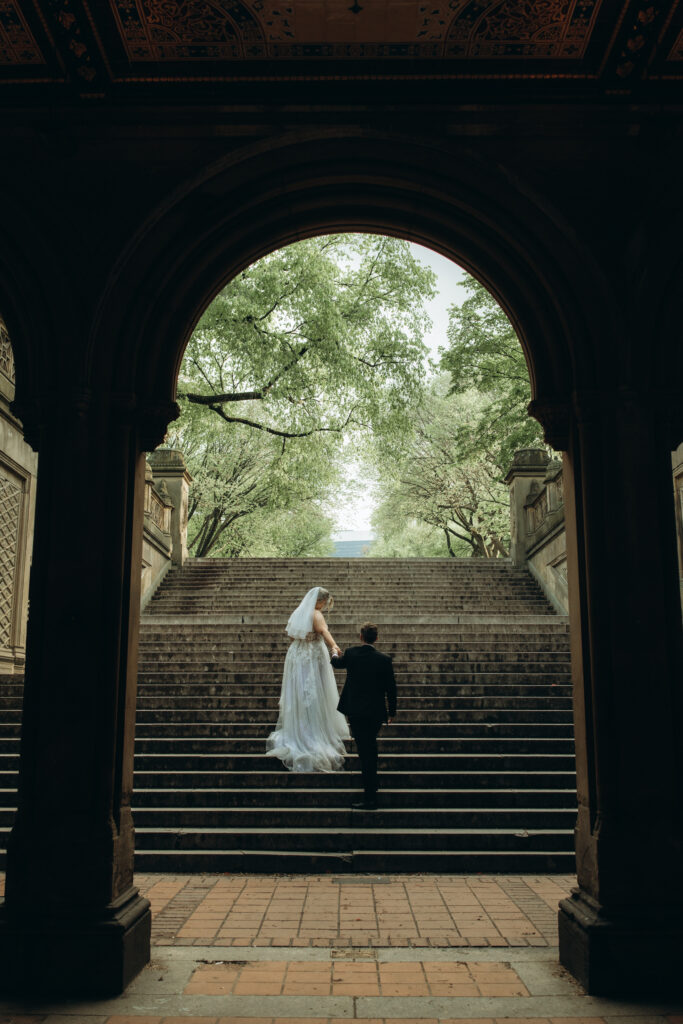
[332, 242, 471, 540]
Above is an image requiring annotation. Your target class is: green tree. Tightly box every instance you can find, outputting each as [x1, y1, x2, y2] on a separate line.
[440, 277, 544, 473]
[179, 234, 435, 440]
[369, 378, 511, 558]
[169, 234, 436, 556]
[167, 402, 340, 557]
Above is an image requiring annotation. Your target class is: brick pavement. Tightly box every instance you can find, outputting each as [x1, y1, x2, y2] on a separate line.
[2, 874, 682, 1022]
[136, 873, 574, 948]
[184, 959, 529, 996]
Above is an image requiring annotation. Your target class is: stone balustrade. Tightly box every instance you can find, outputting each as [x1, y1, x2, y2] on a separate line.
[140, 450, 192, 610]
[508, 445, 683, 617]
[505, 449, 568, 614]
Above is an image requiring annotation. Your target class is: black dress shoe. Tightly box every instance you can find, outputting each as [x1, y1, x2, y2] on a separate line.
[352, 800, 378, 810]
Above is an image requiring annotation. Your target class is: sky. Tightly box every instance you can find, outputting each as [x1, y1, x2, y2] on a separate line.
[332, 242, 471, 540]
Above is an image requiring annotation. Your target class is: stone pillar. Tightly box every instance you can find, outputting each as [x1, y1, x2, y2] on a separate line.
[672, 442, 683, 614]
[0, 390, 177, 995]
[148, 448, 192, 566]
[533, 390, 683, 996]
[504, 448, 550, 565]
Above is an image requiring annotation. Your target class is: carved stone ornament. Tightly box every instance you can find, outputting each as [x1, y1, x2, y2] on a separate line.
[137, 400, 181, 452]
[0, 317, 15, 385]
[527, 398, 571, 452]
[0, 471, 22, 650]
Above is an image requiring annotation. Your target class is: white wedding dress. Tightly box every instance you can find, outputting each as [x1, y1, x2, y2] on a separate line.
[266, 587, 350, 772]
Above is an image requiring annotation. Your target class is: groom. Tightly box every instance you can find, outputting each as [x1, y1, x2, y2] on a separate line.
[331, 622, 397, 811]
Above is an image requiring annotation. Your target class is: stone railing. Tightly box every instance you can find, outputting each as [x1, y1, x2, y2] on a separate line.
[145, 473, 172, 534]
[141, 449, 192, 610]
[505, 449, 568, 614]
[141, 464, 173, 609]
[507, 445, 683, 617]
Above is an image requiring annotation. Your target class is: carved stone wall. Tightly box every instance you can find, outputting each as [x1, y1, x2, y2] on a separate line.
[0, 472, 21, 649]
[0, 316, 37, 674]
[0, 317, 15, 385]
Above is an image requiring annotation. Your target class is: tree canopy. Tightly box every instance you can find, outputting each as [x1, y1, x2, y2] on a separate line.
[178, 234, 435, 441]
[166, 234, 437, 556]
[369, 379, 512, 558]
[369, 277, 543, 558]
[439, 277, 543, 473]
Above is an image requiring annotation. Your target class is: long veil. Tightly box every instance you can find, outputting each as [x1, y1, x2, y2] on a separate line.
[286, 587, 321, 639]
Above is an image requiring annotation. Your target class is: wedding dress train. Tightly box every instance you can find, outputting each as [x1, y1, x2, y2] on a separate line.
[266, 588, 350, 772]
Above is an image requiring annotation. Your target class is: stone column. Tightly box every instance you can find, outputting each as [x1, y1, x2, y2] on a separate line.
[148, 448, 192, 566]
[533, 390, 683, 996]
[504, 448, 550, 565]
[0, 390, 177, 995]
[672, 442, 683, 613]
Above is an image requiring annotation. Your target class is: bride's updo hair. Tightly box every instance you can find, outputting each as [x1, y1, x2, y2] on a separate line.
[317, 587, 334, 611]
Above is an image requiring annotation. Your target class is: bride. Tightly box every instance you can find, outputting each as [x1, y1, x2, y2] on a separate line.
[266, 587, 350, 772]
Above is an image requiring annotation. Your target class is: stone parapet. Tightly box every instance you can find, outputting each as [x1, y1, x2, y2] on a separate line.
[506, 450, 567, 613]
[141, 462, 173, 610]
[148, 448, 192, 566]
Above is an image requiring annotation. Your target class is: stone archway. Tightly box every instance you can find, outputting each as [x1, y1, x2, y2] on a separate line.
[0, 130, 680, 997]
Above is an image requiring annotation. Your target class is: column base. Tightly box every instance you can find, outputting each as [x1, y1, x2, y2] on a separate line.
[0, 889, 151, 996]
[559, 889, 683, 996]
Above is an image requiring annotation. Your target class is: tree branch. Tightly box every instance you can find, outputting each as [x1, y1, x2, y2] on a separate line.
[207, 403, 359, 439]
[179, 344, 310, 406]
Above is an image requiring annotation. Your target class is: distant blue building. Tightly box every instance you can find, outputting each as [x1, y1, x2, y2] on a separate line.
[332, 537, 374, 557]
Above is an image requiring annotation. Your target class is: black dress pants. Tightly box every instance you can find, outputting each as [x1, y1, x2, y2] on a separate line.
[348, 716, 383, 799]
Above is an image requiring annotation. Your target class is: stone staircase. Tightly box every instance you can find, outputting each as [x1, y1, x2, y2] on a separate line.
[0, 557, 577, 873]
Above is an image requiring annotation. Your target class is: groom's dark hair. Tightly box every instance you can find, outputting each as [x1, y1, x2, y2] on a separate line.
[360, 622, 378, 644]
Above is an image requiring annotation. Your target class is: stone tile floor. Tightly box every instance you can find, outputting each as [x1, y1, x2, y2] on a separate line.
[1, 874, 682, 1023]
[135, 874, 571, 948]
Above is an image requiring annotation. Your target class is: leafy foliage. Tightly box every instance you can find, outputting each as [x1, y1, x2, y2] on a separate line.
[439, 276, 544, 473]
[179, 234, 435, 440]
[168, 234, 436, 556]
[370, 378, 511, 558]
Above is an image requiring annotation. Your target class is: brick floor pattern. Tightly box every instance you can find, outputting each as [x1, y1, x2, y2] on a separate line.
[185, 959, 529, 996]
[136, 874, 574, 948]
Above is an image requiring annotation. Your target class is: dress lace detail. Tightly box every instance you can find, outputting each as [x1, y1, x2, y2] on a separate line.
[266, 631, 350, 772]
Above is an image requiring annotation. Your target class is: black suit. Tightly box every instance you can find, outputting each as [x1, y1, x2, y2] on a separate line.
[331, 644, 397, 801]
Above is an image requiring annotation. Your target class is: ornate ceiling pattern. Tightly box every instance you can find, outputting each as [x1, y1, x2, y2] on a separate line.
[0, 2, 44, 65]
[107, 0, 607, 61]
[0, 0, 681, 91]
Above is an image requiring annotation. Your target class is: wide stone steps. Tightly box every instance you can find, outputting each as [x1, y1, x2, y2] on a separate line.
[119, 786, 580, 809]
[0, 768, 575, 792]
[133, 823, 572, 851]
[129, 753, 575, 773]
[133, 722, 573, 738]
[135, 708, 574, 723]
[133, 691, 573, 704]
[130, 847, 575, 873]
[139, 655, 569, 670]
[0, 556, 578, 873]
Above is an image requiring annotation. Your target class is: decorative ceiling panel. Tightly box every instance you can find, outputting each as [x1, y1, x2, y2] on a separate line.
[445, 0, 603, 60]
[111, 0, 267, 61]
[0, 1, 45, 65]
[669, 27, 683, 57]
[2, 0, 681, 91]
[104, 0, 610, 62]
